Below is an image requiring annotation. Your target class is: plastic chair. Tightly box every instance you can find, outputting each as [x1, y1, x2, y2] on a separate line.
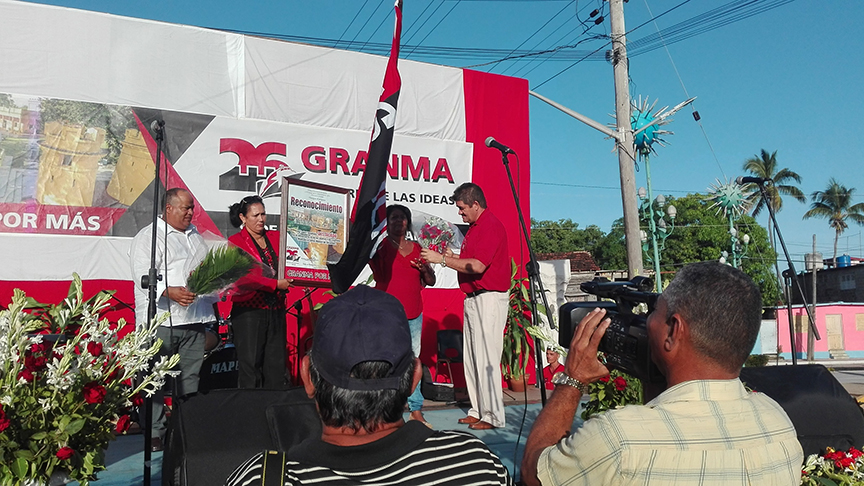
[435, 329, 463, 383]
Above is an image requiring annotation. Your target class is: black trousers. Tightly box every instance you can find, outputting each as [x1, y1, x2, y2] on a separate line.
[231, 306, 288, 389]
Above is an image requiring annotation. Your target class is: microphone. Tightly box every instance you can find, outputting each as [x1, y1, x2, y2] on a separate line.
[485, 137, 514, 154]
[735, 176, 770, 185]
[150, 120, 165, 132]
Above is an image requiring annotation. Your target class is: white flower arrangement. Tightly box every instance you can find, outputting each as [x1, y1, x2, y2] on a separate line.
[0, 274, 179, 485]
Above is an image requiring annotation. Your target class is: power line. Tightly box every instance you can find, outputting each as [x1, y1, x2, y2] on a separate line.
[338, 0, 370, 43]
[488, 0, 575, 73]
[345, 0, 388, 49]
[405, 1, 463, 59]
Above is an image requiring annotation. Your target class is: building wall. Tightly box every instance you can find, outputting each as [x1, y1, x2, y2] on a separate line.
[792, 265, 864, 305]
[776, 303, 864, 359]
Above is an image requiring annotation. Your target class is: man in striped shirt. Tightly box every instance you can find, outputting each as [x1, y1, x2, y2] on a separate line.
[225, 285, 513, 486]
[521, 262, 803, 486]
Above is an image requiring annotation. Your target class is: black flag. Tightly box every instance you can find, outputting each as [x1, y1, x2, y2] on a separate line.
[328, 0, 403, 294]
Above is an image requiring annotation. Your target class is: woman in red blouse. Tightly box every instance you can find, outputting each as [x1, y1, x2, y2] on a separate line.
[228, 195, 293, 389]
[369, 205, 436, 425]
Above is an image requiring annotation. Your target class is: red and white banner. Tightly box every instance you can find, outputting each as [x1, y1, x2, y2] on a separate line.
[0, 0, 531, 377]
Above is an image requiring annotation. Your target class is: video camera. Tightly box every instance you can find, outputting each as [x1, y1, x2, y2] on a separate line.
[559, 276, 664, 383]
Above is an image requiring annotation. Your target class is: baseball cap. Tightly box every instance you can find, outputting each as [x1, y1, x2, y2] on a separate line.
[310, 285, 413, 391]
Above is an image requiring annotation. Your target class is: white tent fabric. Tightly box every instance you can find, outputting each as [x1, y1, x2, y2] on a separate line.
[0, 0, 474, 282]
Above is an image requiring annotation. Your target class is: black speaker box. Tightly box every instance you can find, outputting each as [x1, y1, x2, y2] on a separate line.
[740, 364, 864, 456]
[164, 387, 321, 486]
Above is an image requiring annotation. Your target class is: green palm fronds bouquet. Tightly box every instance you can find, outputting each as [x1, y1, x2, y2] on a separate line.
[186, 245, 255, 296]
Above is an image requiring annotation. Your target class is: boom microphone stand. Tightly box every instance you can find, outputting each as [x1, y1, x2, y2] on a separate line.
[489, 138, 555, 407]
[140, 119, 165, 486]
[755, 180, 820, 366]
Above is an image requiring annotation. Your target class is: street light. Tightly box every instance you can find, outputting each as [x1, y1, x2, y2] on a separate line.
[638, 186, 676, 292]
[723, 226, 750, 269]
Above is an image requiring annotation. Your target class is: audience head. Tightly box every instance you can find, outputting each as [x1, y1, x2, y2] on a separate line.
[305, 285, 415, 433]
[658, 261, 762, 372]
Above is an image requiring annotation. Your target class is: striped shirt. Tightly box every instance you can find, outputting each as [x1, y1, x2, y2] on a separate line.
[225, 421, 513, 485]
[538, 379, 803, 486]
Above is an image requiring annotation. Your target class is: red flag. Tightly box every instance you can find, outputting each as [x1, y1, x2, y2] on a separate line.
[328, 0, 403, 294]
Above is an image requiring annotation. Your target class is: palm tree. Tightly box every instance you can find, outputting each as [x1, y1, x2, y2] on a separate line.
[742, 149, 806, 216]
[803, 178, 864, 267]
[741, 149, 805, 304]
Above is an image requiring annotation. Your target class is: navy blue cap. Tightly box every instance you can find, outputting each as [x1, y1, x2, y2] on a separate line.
[310, 285, 413, 391]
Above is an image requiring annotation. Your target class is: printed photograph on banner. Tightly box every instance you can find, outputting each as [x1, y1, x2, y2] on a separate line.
[278, 177, 350, 287]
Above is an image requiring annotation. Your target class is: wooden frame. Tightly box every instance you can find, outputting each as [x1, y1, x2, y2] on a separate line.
[278, 177, 352, 288]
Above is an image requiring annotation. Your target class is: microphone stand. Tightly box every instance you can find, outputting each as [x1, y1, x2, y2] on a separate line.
[140, 119, 164, 486]
[757, 181, 820, 366]
[287, 287, 316, 385]
[497, 148, 555, 407]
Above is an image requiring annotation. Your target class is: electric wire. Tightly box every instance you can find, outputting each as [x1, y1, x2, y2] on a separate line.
[487, 0, 574, 73]
[402, 0, 447, 47]
[405, 1, 462, 59]
[358, 5, 397, 52]
[642, 0, 726, 181]
[338, 0, 371, 43]
[510, 0, 605, 78]
[211, 0, 796, 64]
[345, 0, 387, 50]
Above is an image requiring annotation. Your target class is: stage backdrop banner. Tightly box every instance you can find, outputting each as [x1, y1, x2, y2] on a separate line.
[0, 0, 531, 380]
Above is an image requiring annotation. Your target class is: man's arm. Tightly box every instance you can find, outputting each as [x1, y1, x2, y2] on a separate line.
[520, 308, 611, 486]
[420, 248, 487, 274]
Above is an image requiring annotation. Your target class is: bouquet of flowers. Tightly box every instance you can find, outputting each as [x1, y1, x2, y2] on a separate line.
[415, 215, 458, 254]
[0, 274, 179, 485]
[580, 366, 643, 420]
[801, 446, 864, 485]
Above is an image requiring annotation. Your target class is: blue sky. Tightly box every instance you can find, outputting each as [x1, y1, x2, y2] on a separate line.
[23, 0, 864, 266]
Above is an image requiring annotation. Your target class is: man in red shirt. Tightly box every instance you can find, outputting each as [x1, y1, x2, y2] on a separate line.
[421, 183, 509, 430]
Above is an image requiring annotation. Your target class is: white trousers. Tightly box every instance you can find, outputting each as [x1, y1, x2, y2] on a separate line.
[462, 290, 508, 427]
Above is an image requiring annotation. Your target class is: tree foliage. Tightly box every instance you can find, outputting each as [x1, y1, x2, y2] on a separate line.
[530, 218, 605, 255]
[803, 178, 864, 266]
[529, 196, 780, 306]
[741, 149, 806, 217]
[658, 194, 780, 307]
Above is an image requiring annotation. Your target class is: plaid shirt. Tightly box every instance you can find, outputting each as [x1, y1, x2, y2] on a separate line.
[538, 379, 803, 486]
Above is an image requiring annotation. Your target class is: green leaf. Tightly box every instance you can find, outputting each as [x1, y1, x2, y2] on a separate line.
[186, 245, 255, 295]
[29, 431, 48, 440]
[814, 478, 839, 486]
[67, 418, 86, 435]
[13, 450, 35, 460]
[9, 457, 28, 479]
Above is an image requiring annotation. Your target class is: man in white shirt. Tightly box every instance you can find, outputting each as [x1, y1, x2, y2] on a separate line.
[129, 188, 217, 451]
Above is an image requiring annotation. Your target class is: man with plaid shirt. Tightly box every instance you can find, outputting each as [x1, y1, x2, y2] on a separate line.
[522, 262, 803, 486]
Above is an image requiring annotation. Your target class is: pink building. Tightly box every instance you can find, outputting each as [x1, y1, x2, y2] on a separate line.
[776, 303, 864, 360]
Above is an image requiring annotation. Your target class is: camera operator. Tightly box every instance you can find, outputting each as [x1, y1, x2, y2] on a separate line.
[521, 262, 803, 486]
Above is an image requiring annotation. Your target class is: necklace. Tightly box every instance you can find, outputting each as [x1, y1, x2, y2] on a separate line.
[389, 237, 407, 252]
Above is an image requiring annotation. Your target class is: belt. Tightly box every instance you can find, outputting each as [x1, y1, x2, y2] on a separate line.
[466, 289, 490, 298]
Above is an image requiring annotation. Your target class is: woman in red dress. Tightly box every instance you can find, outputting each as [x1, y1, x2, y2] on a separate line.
[369, 205, 436, 425]
[228, 195, 293, 389]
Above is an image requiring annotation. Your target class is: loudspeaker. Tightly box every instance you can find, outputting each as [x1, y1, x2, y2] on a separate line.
[198, 344, 238, 392]
[164, 387, 320, 486]
[740, 364, 864, 456]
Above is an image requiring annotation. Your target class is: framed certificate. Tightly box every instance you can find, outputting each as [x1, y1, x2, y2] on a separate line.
[279, 177, 352, 287]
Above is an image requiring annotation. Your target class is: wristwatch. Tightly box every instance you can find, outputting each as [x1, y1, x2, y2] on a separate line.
[440, 255, 447, 268]
[551, 371, 589, 393]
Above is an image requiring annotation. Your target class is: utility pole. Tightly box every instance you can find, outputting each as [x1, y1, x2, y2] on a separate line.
[808, 235, 819, 361]
[609, 0, 643, 278]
